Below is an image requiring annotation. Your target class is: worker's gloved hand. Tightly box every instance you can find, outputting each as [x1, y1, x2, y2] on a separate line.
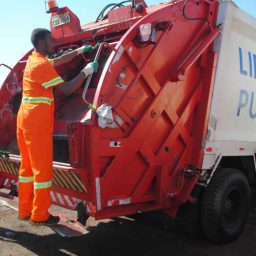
[76, 45, 92, 55]
[81, 61, 99, 77]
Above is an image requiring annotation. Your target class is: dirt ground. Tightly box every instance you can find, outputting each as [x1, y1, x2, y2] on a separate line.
[0, 199, 256, 256]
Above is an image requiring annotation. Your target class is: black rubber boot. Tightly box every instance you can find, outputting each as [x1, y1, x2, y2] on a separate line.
[29, 215, 60, 226]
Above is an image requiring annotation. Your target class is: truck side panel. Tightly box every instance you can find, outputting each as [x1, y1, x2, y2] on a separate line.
[203, 1, 256, 169]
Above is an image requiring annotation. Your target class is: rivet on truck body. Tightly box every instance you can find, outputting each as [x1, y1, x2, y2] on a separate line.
[150, 109, 157, 118]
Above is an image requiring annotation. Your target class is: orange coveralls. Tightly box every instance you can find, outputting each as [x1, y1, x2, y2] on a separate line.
[17, 51, 64, 222]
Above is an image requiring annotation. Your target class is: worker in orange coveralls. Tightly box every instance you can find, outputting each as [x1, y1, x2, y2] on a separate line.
[17, 28, 98, 225]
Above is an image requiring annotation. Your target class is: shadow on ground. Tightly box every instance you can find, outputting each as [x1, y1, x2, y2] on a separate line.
[1, 211, 256, 256]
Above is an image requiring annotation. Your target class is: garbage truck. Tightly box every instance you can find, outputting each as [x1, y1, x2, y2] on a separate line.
[0, 0, 255, 244]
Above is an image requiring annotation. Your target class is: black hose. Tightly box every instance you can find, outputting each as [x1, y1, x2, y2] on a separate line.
[119, 0, 133, 5]
[96, 0, 133, 22]
[96, 3, 117, 22]
[102, 3, 128, 20]
[182, 0, 209, 23]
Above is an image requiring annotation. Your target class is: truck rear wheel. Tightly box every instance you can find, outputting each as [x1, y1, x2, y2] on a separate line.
[201, 168, 250, 244]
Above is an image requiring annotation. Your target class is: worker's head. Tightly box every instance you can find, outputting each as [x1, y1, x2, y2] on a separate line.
[31, 28, 55, 56]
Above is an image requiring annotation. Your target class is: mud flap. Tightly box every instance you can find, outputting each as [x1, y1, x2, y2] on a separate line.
[0, 191, 88, 237]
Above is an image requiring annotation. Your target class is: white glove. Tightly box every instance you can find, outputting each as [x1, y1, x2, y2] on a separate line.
[81, 61, 99, 77]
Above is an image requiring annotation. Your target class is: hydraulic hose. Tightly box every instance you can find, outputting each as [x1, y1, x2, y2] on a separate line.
[96, 0, 133, 22]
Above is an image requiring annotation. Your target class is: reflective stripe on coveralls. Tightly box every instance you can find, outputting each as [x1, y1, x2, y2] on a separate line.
[19, 176, 34, 183]
[34, 180, 52, 189]
[22, 96, 53, 105]
[42, 76, 64, 88]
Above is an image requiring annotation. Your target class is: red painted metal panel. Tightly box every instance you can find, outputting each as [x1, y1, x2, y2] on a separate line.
[91, 0, 219, 218]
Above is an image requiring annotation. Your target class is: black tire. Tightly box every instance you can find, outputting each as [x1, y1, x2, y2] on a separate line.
[201, 168, 250, 244]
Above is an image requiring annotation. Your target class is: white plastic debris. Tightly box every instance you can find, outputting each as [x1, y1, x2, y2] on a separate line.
[96, 104, 118, 129]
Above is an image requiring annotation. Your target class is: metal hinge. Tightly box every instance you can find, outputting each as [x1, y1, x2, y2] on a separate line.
[183, 165, 202, 177]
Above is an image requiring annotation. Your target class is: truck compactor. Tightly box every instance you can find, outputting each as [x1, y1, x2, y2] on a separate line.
[0, 0, 255, 244]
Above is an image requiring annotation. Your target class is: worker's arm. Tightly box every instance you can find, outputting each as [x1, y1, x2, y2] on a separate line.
[57, 61, 98, 96]
[51, 45, 92, 67]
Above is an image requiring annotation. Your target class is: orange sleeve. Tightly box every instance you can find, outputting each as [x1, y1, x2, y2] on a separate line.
[36, 60, 64, 89]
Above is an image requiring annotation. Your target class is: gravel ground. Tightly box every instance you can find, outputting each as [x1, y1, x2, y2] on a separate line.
[0, 198, 256, 256]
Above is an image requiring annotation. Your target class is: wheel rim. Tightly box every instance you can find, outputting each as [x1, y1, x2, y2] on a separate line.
[221, 188, 245, 229]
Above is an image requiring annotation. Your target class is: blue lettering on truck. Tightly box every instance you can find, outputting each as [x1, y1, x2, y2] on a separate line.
[237, 48, 256, 119]
[239, 47, 256, 79]
[239, 48, 247, 76]
[237, 89, 248, 116]
[236, 89, 256, 119]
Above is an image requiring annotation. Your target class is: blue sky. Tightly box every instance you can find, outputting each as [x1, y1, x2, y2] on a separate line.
[0, 0, 255, 84]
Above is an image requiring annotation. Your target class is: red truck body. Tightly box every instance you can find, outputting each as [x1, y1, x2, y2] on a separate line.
[2, 0, 240, 243]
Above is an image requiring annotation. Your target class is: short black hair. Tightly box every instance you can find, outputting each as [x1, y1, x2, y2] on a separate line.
[31, 28, 51, 48]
